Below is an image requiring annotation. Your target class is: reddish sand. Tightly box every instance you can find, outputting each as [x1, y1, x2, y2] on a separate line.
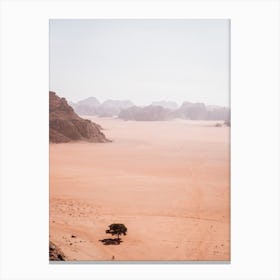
[50, 118, 230, 261]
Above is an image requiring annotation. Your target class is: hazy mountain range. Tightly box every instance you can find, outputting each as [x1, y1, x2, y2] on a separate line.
[70, 97, 230, 121]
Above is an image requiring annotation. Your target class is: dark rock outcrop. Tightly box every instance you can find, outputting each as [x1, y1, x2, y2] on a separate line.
[49, 91, 109, 143]
[49, 241, 67, 261]
[224, 120, 231, 127]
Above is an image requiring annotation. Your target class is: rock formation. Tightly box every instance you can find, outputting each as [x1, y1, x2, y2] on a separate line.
[49, 241, 67, 261]
[49, 91, 109, 143]
[175, 102, 208, 120]
[119, 105, 171, 121]
[71, 97, 134, 117]
[172, 102, 230, 121]
[71, 97, 101, 115]
[118, 101, 230, 122]
[206, 105, 230, 121]
[70, 95, 230, 122]
[224, 120, 231, 127]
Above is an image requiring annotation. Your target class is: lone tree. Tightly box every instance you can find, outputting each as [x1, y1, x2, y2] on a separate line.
[106, 223, 127, 241]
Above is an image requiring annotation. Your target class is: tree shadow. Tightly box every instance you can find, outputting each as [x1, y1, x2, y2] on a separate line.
[99, 238, 123, 245]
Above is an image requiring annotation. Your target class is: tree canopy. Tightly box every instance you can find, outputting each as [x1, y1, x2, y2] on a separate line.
[105, 223, 127, 240]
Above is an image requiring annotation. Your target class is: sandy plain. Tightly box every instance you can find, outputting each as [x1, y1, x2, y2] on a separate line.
[49, 117, 230, 261]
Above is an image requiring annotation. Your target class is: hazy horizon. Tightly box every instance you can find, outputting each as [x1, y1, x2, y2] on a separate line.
[50, 19, 230, 107]
[60, 94, 229, 109]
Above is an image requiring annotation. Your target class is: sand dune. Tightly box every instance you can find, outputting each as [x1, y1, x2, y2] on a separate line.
[50, 118, 230, 261]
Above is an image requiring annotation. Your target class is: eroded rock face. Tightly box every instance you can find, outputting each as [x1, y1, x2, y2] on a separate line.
[49, 241, 67, 261]
[49, 91, 109, 143]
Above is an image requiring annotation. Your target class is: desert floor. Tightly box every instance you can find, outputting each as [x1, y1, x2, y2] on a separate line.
[50, 118, 230, 261]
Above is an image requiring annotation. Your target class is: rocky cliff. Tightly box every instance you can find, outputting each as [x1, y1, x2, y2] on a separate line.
[49, 91, 109, 143]
[49, 241, 67, 261]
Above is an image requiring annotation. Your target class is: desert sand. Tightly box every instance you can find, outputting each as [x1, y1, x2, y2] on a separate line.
[50, 118, 230, 261]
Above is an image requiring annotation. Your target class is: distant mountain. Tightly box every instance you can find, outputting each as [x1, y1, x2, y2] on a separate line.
[77, 96, 100, 107]
[71, 97, 101, 116]
[206, 105, 230, 121]
[173, 102, 230, 121]
[151, 101, 178, 110]
[174, 102, 207, 120]
[71, 97, 134, 117]
[119, 101, 230, 122]
[70, 96, 230, 122]
[119, 105, 172, 121]
[49, 91, 109, 143]
[73, 104, 97, 115]
[97, 99, 134, 117]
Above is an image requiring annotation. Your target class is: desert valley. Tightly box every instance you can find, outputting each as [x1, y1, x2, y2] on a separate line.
[49, 92, 230, 261]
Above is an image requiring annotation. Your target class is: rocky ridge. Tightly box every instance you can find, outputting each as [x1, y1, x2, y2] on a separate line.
[49, 241, 67, 261]
[49, 91, 109, 143]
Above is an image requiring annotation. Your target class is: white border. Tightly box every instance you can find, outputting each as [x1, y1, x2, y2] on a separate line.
[0, 0, 279, 279]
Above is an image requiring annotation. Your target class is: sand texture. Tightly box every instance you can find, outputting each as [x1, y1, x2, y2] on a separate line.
[50, 118, 230, 261]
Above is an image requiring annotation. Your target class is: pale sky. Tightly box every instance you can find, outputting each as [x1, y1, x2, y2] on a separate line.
[49, 19, 229, 106]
